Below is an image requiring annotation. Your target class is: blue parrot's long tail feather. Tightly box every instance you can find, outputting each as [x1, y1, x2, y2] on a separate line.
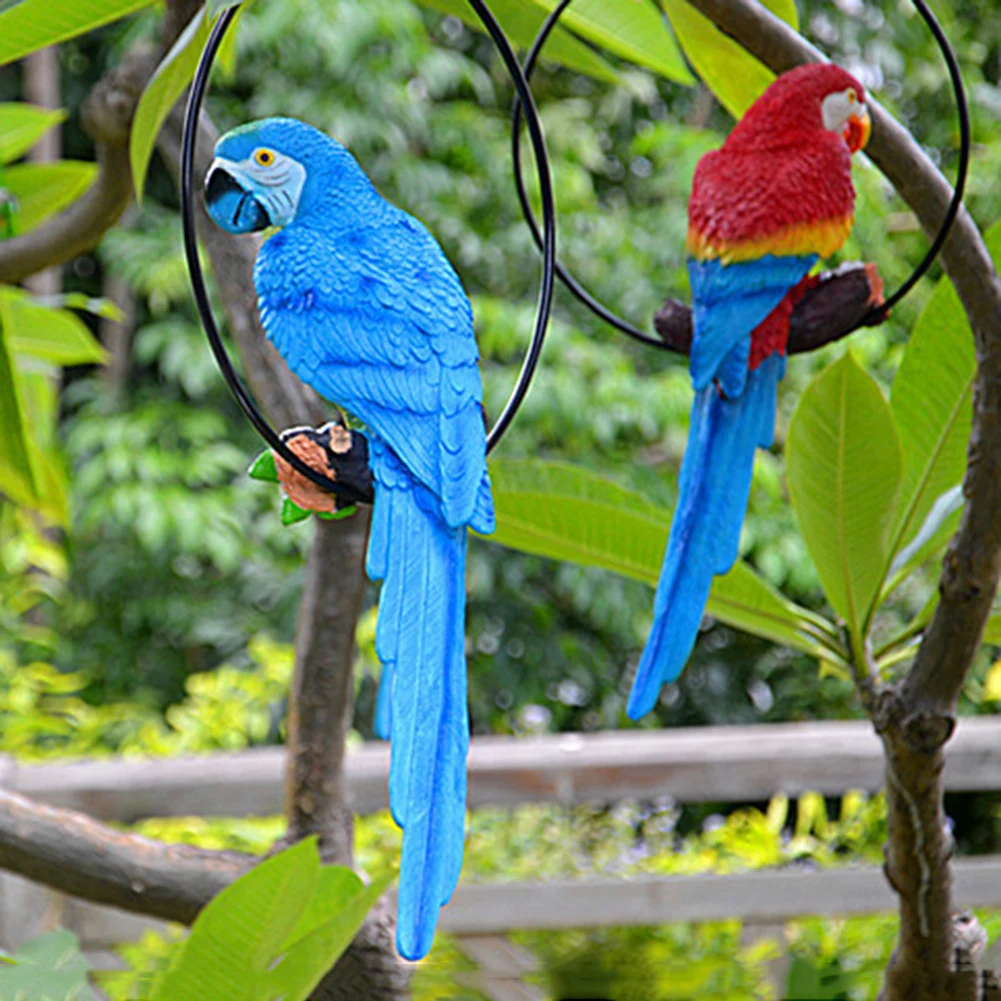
[369, 468, 469, 961]
[627, 355, 784, 720]
[373, 662, 393, 740]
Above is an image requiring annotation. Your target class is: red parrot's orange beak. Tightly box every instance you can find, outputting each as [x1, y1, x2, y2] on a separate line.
[844, 105, 872, 153]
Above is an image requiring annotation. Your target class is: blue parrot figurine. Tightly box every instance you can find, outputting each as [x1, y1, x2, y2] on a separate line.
[205, 118, 495, 961]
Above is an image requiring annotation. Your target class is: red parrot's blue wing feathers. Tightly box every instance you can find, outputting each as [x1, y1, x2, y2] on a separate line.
[688, 255, 817, 393]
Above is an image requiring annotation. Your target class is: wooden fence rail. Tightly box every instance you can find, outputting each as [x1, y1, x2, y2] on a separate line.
[10, 716, 1001, 820]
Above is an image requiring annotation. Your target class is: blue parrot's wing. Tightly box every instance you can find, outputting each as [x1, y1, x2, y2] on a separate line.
[688, 254, 816, 392]
[256, 212, 494, 534]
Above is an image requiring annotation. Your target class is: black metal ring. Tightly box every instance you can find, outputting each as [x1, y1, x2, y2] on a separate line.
[511, 0, 970, 346]
[181, 1, 557, 502]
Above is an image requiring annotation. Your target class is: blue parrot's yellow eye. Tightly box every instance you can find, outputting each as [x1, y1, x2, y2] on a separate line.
[254, 148, 276, 167]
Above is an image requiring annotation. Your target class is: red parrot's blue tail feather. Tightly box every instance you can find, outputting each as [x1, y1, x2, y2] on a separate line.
[627, 355, 784, 720]
[369, 459, 469, 961]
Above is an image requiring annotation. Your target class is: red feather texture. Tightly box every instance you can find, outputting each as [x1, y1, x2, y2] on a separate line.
[688, 64, 865, 261]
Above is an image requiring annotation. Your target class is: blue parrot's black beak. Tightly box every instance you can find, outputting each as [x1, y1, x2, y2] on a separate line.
[205, 163, 271, 234]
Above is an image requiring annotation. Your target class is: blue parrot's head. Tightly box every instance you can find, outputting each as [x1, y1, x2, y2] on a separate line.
[205, 117, 368, 234]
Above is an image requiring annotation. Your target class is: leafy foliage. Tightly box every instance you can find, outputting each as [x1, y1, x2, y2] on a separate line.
[0, 930, 96, 1001]
[786, 354, 902, 649]
[0, 0, 153, 66]
[130, 5, 211, 200]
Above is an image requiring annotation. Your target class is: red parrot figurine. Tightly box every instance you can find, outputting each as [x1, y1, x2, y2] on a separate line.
[628, 64, 872, 719]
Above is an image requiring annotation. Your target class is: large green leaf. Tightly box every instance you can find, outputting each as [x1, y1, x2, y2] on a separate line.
[0, 292, 37, 506]
[885, 222, 1001, 577]
[660, 0, 798, 118]
[2, 161, 96, 234]
[0, 287, 108, 365]
[486, 457, 670, 585]
[152, 839, 390, 1001]
[786, 353, 902, 643]
[0, 930, 95, 1001]
[418, 0, 619, 83]
[530, 0, 692, 83]
[0, 103, 65, 164]
[0, 0, 153, 67]
[131, 6, 210, 200]
[486, 458, 841, 659]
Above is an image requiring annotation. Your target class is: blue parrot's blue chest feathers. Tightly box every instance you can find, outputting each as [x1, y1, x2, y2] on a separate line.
[253, 200, 492, 534]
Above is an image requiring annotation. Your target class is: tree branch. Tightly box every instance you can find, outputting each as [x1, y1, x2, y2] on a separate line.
[0, 788, 251, 924]
[679, 4, 1001, 999]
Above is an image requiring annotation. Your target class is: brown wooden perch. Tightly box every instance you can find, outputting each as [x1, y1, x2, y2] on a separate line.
[273, 261, 885, 513]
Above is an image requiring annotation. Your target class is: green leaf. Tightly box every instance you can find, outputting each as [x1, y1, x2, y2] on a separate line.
[417, 0, 620, 83]
[710, 561, 843, 661]
[486, 458, 841, 660]
[659, 0, 798, 118]
[786, 353, 903, 643]
[214, 2, 247, 80]
[0, 103, 65, 164]
[248, 449, 279, 483]
[0, 0, 154, 67]
[209, 0, 244, 14]
[887, 484, 963, 579]
[318, 505, 358, 521]
[152, 840, 389, 1001]
[281, 497, 311, 526]
[0, 930, 96, 1001]
[267, 869, 392, 1000]
[2, 161, 96, 234]
[0, 291, 37, 505]
[875, 588, 939, 670]
[884, 222, 1001, 577]
[984, 615, 1001, 646]
[0, 287, 108, 365]
[485, 457, 670, 585]
[131, 6, 210, 201]
[529, 0, 693, 84]
[40, 291, 124, 321]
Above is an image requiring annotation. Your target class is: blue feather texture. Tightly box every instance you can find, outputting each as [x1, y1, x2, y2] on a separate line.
[217, 118, 493, 960]
[627, 253, 814, 720]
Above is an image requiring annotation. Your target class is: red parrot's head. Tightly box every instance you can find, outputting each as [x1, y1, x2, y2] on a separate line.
[730, 63, 872, 154]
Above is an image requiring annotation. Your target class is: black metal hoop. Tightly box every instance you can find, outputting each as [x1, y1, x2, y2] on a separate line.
[180, 1, 557, 501]
[511, 0, 970, 346]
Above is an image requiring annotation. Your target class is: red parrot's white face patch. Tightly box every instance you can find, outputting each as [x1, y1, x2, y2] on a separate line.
[821, 87, 872, 153]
